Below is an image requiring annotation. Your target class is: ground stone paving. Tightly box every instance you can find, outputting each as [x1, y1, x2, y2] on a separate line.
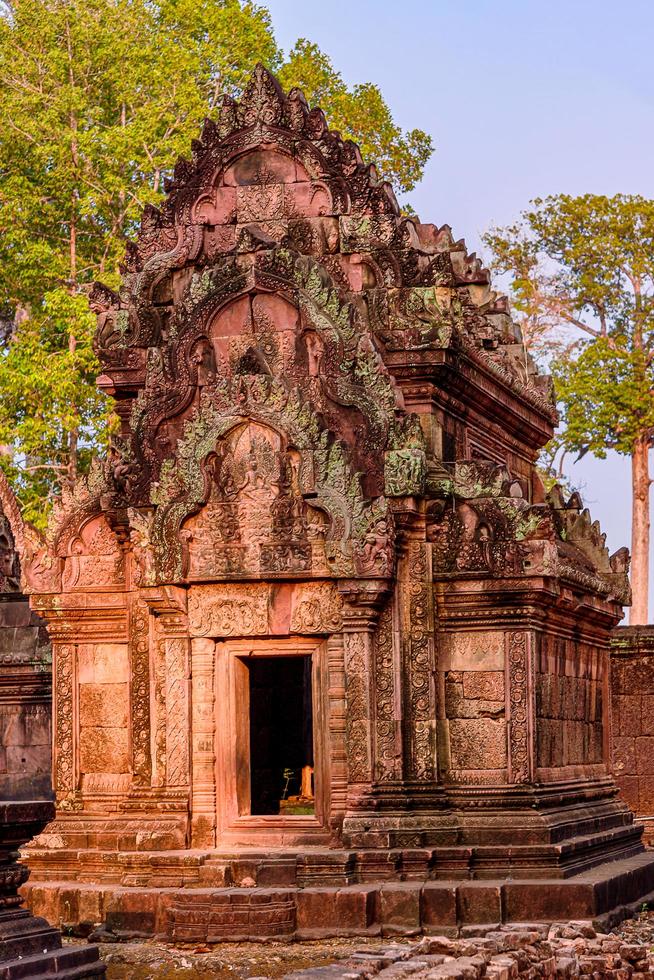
[73, 913, 654, 979]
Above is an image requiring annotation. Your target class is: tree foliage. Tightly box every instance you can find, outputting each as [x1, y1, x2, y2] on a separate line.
[483, 194, 654, 620]
[484, 194, 654, 456]
[0, 0, 433, 528]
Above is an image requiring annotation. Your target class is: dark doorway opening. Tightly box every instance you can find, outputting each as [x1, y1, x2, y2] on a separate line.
[247, 655, 314, 816]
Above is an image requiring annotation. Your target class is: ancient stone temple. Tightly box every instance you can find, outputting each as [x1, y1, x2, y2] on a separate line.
[22, 67, 654, 939]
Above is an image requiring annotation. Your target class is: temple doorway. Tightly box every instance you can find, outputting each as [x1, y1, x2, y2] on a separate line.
[209, 634, 327, 843]
[246, 655, 314, 816]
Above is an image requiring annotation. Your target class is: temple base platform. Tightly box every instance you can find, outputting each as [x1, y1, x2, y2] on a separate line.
[0, 802, 104, 978]
[22, 846, 654, 942]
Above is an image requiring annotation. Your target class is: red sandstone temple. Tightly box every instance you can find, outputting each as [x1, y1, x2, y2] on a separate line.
[20, 67, 654, 939]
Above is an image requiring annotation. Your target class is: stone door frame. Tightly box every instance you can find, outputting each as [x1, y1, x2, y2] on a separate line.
[190, 629, 336, 848]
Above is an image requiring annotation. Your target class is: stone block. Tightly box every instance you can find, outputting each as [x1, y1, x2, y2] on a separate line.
[638, 775, 654, 813]
[457, 882, 502, 925]
[635, 737, 654, 775]
[502, 882, 595, 922]
[613, 736, 636, 776]
[333, 886, 378, 935]
[6, 745, 49, 775]
[77, 887, 106, 926]
[462, 671, 505, 701]
[441, 632, 505, 672]
[615, 695, 641, 736]
[282, 180, 334, 219]
[194, 185, 236, 225]
[0, 599, 33, 628]
[79, 683, 129, 729]
[79, 726, 129, 773]
[448, 718, 507, 770]
[378, 883, 421, 936]
[106, 889, 158, 936]
[295, 887, 337, 933]
[23, 706, 50, 747]
[420, 883, 458, 933]
[78, 644, 129, 684]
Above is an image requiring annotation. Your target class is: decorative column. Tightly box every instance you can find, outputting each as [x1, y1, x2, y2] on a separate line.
[190, 637, 216, 847]
[337, 580, 388, 808]
[505, 630, 534, 784]
[52, 640, 81, 812]
[397, 537, 437, 783]
[128, 596, 152, 788]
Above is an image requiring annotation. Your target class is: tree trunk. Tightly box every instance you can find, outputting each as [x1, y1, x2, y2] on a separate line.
[630, 435, 651, 624]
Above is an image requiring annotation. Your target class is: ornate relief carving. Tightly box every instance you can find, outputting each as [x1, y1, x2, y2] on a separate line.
[165, 637, 189, 787]
[182, 421, 320, 580]
[62, 517, 124, 591]
[344, 632, 372, 783]
[187, 585, 269, 637]
[373, 598, 400, 782]
[405, 541, 435, 781]
[54, 643, 76, 805]
[129, 598, 152, 785]
[290, 582, 342, 633]
[507, 630, 530, 784]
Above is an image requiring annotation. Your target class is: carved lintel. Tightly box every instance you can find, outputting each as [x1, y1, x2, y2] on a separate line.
[188, 584, 269, 637]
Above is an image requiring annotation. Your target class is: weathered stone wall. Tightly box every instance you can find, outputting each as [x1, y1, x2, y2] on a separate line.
[536, 636, 605, 771]
[611, 626, 654, 845]
[0, 594, 52, 800]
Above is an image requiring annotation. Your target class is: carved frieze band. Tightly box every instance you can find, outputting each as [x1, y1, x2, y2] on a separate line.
[290, 582, 343, 633]
[405, 541, 436, 781]
[129, 597, 152, 785]
[507, 630, 532, 784]
[188, 581, 342, 637]
[189, 585, 269, 637]
[344, 631, 373, 783]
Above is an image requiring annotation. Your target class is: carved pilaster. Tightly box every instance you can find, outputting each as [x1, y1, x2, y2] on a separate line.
[373, 597, 402, 782]
[399, 540, 437, 781]
[343, 630, 373, 784]
[190, 637, 216, 847]
[506, 630, 534, 784]
[338, 580, 388, 799]
[326, 633, 348, 820]
[129, 597, 152, 786]
[151, 603, 190, 791]
[165, 636, 189, 788]
[53, 642, 78, 807]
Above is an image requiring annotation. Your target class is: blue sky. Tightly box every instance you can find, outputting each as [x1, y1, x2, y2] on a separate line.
[266, 0, 654, 602]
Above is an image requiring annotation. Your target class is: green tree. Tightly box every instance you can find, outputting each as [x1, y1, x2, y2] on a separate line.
[0, 0, 433, 529]
[484, 194, 654, 623]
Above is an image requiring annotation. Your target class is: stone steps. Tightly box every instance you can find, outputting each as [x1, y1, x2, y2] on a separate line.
[21, 851, 654, 943]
